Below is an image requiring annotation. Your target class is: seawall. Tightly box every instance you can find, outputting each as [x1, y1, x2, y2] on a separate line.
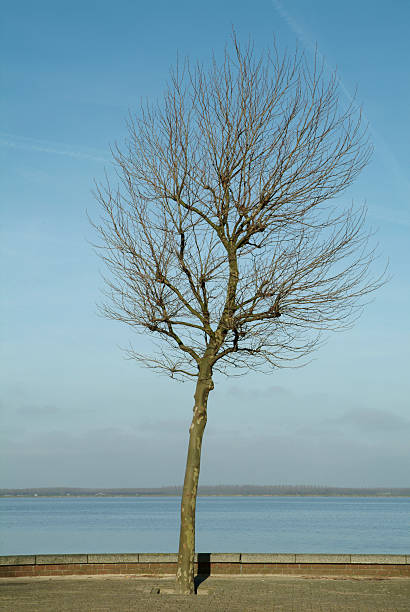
[1, 553, 409, 578]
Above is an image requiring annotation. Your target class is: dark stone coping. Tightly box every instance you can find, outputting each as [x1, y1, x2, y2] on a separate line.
[1, 553, 409, 566]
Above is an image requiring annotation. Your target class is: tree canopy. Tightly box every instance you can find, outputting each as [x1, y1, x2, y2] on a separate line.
[94, 40, 382, 380]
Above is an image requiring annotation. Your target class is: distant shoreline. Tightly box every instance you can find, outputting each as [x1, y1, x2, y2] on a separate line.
[2, 486, 410, 498]
[2, 495, 410, 498]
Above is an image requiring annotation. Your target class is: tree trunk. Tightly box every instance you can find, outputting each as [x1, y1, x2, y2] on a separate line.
[175, 359, 214, 594]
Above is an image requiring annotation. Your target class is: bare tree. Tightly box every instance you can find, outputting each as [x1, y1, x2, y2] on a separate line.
[93, 37, 384, 594]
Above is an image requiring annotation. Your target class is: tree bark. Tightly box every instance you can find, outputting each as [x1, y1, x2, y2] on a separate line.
[175, 359, 214, 594]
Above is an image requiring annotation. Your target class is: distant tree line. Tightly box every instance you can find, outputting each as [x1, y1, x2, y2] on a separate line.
[1, 486, 409, 497]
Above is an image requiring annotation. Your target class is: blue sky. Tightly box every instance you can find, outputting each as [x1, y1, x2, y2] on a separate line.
[1, 0, 409, 488]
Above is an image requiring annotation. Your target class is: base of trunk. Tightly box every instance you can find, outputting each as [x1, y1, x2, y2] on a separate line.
[175, 565, 196, 595]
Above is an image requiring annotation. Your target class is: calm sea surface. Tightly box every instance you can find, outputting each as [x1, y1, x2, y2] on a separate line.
[1, 496, 409, 555]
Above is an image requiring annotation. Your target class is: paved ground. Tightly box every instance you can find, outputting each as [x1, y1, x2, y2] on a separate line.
[1, 574, 410, 611]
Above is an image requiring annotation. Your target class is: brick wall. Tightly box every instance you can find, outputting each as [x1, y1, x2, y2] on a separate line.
[1, 553, 409, 579]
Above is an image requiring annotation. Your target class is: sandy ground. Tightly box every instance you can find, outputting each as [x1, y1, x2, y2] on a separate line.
[1, 574, 410, 611]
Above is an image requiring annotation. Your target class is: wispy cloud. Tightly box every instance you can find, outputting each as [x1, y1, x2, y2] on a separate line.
[228, 384, 290, 399]
[271, 0, 410, 197]
[0, 132, 110, 163]
[271, 0, 358, 104]
[137, 418, 189, 435]
[331, 408, 410, 433]
[17, 404, 60, 417]
[272, 1, 315, 55]
[12, 404, 96, 419]
[370, 205, 410, 229]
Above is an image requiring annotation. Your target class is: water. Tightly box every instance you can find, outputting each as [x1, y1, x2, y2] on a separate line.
[1, 496, 409, 555]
